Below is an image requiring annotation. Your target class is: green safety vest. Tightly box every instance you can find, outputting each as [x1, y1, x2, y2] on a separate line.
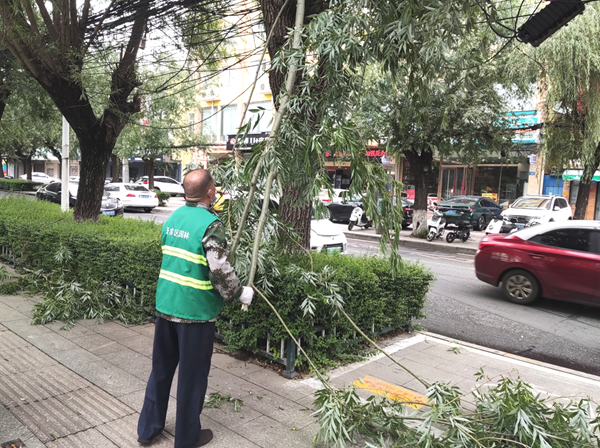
[155, 205, 224, 321]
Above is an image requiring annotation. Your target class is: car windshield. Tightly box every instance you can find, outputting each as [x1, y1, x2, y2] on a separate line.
[512, 197, 551, 210]
[125, 185, 150, 191]
[443, 198, 476, 206]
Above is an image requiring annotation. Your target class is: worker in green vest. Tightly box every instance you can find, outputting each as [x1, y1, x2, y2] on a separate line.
[138, 168, 253, 448]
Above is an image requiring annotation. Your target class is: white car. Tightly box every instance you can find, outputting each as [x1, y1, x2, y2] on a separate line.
[19, 172, 60, 184]
[319, 188, 348, 204]
[311, 217, 347, 254]
[104, 183, 159, 212]
[136, 176, 184, 196]
[501, 195, 572, 225]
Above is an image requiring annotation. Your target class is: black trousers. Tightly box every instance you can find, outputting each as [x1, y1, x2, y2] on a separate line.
[138, 317, 215, 448]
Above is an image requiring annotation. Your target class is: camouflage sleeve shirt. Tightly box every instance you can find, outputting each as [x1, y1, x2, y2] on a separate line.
[156, 202, 244, 324]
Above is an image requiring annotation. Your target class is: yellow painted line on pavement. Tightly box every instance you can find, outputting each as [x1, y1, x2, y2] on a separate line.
[352, 375, 428, 409]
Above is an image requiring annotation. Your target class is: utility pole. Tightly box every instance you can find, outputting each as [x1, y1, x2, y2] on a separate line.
[61, 117, 70, 212]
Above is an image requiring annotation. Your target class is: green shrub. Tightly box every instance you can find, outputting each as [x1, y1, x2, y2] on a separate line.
[0, 178, 43, 191]
[0, 197, 162, 305]
[416, 228, 429, 239]
[217, 253, 433, 369]
[156, 191, 171, 206]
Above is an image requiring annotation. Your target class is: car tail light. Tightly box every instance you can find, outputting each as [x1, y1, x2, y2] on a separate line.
[322, 199, 331, 203]
[143, 181, 148, 184]
[403, 207, 408, 212]
[469, 209, 474, 213]
[154, 194, 158, 198]
[126, 193, 135, 197]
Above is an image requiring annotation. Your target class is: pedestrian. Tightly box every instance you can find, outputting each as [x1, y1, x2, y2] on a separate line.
[137, 168, 253, 447]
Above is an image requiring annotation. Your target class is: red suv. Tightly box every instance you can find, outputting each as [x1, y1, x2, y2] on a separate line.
[475, 221, 600, 306]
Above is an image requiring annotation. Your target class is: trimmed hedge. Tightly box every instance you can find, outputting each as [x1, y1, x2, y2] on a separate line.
[0, 178, 43, 191]
[0, 197, 162, 298]
[0, 197, 433, 368]
[217, 253, 433, 367]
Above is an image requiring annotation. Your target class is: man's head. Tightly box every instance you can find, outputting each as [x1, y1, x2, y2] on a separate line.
[183, 169, 216, 205]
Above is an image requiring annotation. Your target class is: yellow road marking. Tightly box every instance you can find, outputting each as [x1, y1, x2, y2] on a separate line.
[352, 375, 428, 409]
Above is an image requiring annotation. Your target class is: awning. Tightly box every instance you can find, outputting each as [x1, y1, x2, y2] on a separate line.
[562, 169, 600, 182]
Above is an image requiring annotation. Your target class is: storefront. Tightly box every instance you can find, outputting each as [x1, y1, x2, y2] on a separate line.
[325, 149, 390, 190]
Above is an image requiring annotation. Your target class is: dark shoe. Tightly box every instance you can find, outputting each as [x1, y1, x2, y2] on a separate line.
[138, 429, 163, 445]
[188, 429, 213, 447]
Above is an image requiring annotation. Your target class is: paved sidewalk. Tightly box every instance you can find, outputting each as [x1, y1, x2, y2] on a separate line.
[2, 291, 600, 447]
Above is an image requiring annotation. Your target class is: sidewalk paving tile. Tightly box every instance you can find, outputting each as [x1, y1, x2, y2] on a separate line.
[190, 415, 262, 448]
[68, 360, 147, 397]
[44, 427, 118, 448]
[0, 303, 28, 322]
[99, 348, 152, 380]
[210, 352, 267, 378]
[55, 387, 135, 426]
[208, 367, 268, 400]
[242, 389, 316, 430]
[125, 322, 156, 338]
[3, 318, 53, 337]
[202, 401, 263, 428]
[0, 345, 59, 376]
[232, 414, 316, 448]
[10, 396, 94, 443]
[96, 414, 175, 448]
[47, 347, 103, 370]
[117, 334, 154, 358]
[0, 405, 45, 448]
[68, 333, 123, 356]
[0, 365, 91, 407]
[0, 329, 33, 351]
[24, 333, 79, 353]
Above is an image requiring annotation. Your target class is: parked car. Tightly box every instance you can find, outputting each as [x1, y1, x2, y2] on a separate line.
[136, 176, 184, 196]
[438, 196, 503, 230]
[36, 181, 124, 216]
[20, 172, 60, 184]
[311, 211, 347, 254]
[475, 221, 600, 306]
[427, 193, 444, 210]
[501, 195, 572, 227]
[104, 183, 159, 212]
[318, 188, 348, 204]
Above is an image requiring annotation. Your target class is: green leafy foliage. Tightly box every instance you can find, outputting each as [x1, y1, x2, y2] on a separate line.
[204, 392, 244, 412]
[0, 179, 43, 191]
[0, 197, 162, 312]
[156, 191, 171, 206]
[313, 372, 600, 447]
[217, 253, 433, 370]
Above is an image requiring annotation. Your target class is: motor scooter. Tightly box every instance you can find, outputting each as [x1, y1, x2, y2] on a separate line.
[426, 210, 446, 241]
[485, 216, 517, 235]
[348, 206, 372, 230]
[446, 213, 472, 243]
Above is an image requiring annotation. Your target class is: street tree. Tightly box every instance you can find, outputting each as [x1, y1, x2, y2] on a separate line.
[115, 67, 197, 190]
[0, 1, 225, 221]
[357, 65, 513, 235]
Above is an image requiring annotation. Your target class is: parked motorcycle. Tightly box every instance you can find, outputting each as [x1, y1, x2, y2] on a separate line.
[446, 213, 472, 243]
[426, 210, 446, 241]
[485, 216, 517, 235]
[348, 206, 372, 230]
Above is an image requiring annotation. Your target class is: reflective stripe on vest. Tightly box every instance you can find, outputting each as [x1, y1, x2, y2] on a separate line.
[162, 245, 208, 266]
[159, 269, 213, 290]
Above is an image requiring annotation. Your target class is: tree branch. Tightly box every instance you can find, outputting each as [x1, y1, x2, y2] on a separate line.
[33, 0, 59, 42]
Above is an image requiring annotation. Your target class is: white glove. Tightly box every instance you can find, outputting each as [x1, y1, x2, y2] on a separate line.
[240, 286, 254, 306]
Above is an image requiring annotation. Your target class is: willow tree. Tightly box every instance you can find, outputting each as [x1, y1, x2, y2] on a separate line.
[533, 4, 600, 219]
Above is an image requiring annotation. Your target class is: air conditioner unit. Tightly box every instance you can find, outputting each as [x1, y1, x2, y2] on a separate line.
[258, 82, 270, 93]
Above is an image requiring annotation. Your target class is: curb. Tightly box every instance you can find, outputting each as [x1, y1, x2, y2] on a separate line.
[420, 331, 600, 384]
[344, 231, 477, 255]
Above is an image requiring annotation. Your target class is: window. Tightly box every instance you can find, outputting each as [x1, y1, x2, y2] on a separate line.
[202, 107, 219, 142]
[104, 185, 120, 192]
[512, 197, 551, 209]
[125, 185, 150, 191]
[569, 181, 580, 205]
[221, 105, 238, 141]
[557, 198, 569, 209]
[46, 183, 60, 193]
[529, 228, 592, 252]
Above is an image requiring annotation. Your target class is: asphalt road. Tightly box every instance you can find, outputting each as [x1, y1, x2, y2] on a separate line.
[348, 239, 600, 376]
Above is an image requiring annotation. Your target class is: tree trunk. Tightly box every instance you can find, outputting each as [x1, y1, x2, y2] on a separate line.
[0, 152, 3, 178]
[110, 153, 123, 182]
[403, 149, 434, 236]
[574, 143, 600, 220]
[144, 159, 155, 191]
[280, 185, 313, 250]
[21, 154, 32, 180]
